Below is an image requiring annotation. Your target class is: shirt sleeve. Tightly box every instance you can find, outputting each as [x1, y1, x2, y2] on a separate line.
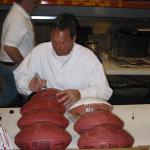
[79, 62, 113, 100]
[3, 22, 27, 47]
[13, 52, 34, 95]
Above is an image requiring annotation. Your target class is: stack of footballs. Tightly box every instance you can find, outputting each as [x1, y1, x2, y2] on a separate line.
[15, 88, 72, 150]
[69, 97, 134, 149]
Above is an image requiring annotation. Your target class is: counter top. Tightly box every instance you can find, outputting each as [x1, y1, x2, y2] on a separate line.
[0, 104, 150, 149]
[103, 61, 150, 75]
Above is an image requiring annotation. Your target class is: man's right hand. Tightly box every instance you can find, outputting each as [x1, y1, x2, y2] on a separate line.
[29, 77, 47, 92]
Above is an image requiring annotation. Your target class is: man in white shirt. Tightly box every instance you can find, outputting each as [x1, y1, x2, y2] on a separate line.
[14, 13, 113, 107]
[0, 0, 39, 107]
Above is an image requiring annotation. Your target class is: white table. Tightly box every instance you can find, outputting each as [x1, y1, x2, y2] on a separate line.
[0, 104, 150, 149]
[103, 61, 150, 75]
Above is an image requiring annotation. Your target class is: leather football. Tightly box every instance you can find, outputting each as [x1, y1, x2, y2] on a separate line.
[15, 122, 72, 150]
[20, 98, 65, 115]
[69, 97, 113, 119]
[31, 88, 60, 101]
[18, 109, 69, 129]
[78, 124, 134, 149]
[74, 110, 124, 134]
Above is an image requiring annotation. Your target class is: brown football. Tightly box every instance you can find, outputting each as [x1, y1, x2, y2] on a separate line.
[15, 122, 72, 150]
[31, 88, 61, 101]
[20, 98, 65, 115]
[69, 97, 113, 119]
[78, 124, 134, 149]
[74, 110, 124, 134]
[18, 109, 69, 129]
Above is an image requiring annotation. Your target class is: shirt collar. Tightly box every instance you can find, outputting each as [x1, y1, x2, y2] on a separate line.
[52, 43, 75, 64]
[13, 2, 30, 19]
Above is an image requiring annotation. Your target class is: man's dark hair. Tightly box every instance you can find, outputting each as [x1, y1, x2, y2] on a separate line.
[51, 13, 78, 38]
[16, 0, 22, 3]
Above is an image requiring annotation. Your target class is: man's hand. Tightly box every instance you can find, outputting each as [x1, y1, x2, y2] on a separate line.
[56, 89, 81, 108]
[29, 77, 47, 92]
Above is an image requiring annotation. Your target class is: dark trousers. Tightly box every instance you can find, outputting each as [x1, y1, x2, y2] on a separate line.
[0, 64, 18, 107]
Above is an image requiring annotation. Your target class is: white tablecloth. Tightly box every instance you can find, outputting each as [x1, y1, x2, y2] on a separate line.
[0, 104, 150, 149]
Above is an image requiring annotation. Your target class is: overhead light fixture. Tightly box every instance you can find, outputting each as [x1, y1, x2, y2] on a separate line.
[31, 16, 56, 20]
[40, 1, 49, 4]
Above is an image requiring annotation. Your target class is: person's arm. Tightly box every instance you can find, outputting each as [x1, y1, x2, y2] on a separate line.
[29, 76, 47, 92]
[4, 45, 23, 64]
[56, 61, 112, 107]
[56, 89, 81, 107]
[79, 62, 113, 100]
[3, 21, 27, 63]
[13, 46, 47, 95]
[14, 68, 47, 95]
[13, 53, 34, 95]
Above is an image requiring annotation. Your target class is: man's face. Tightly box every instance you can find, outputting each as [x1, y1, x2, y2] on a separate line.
[51, 28, 76, 56]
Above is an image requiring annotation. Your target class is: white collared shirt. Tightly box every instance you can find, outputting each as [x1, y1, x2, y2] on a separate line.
[14, 42, 113, 100]
[52, 47, 73, 70]
[0, 3, 34, 62]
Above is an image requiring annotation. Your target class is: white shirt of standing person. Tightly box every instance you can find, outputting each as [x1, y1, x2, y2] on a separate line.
[0, 2, 34, 62]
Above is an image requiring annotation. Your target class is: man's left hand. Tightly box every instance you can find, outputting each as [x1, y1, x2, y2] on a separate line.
[56, 89, 81, 108]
